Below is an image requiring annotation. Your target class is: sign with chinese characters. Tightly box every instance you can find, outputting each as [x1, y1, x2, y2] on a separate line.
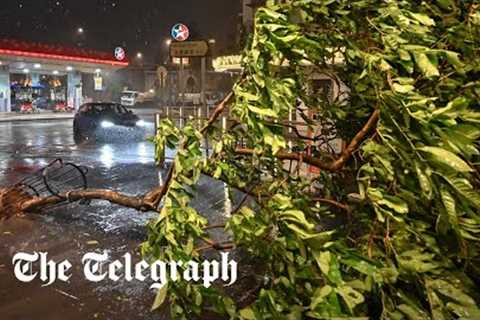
[114, 47, 126, 61]
[170, 41, 208, 57]
[171, 23, 190, 42]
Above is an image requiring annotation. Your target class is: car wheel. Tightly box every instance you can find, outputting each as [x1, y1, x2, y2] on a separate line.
[73, 126, 84, 143]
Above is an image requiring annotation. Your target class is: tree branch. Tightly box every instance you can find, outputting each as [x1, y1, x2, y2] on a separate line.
[312, 197, 351, 212]
[234, 109, 380, 172]
[21, 189, 151, 213]
[330, 110, 380, 170]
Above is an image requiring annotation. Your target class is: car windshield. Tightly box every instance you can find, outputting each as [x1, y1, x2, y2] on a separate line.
[82, 103, 129, 115]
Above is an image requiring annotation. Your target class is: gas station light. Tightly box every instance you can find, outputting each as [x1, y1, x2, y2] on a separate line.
[34, 63, 41, 69]
[23, 68, 30, 73]
[53, 70, 59, 75]
[66, 66, 73, 71]
[95, 68, 101, 73]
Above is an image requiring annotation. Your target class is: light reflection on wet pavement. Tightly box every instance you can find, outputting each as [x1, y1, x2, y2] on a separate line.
[0, 118, 166, 319]
[0, 118, 255, 320]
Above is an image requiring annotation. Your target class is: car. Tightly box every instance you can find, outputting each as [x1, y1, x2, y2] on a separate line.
[73, 102, 147, 143]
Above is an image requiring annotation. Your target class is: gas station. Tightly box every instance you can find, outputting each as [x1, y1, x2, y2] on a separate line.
[0, 39, 128, 112]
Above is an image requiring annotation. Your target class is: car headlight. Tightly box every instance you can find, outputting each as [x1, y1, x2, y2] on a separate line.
[101, 121, 115, 128]
[136, 120, 146, 127]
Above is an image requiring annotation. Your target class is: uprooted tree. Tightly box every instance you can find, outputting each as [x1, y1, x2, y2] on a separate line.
[2, 0, 480, 318]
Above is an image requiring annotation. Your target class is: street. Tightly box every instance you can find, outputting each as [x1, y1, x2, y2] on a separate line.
[0, 116, 166, 319]
[0, 117, 244, 320]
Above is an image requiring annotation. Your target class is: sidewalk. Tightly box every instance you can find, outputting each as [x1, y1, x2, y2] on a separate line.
[0, 108, 159, 123]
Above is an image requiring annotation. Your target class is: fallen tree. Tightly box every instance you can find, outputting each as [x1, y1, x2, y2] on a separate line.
[2, 1, 480, 319]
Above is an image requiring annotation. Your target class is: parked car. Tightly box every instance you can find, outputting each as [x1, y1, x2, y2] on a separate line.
[120, 91, 143, 107]
[205, 92, 225, 106]
[73, 102, 147, 143]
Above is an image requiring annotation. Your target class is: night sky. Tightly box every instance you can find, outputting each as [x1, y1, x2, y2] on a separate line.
[0, 0, 242, 63]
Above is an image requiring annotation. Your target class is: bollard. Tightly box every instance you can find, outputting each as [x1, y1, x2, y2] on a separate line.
[179, 106, 184, 128]
[288, 108, 293, 151]
[155, 113, 165, 165]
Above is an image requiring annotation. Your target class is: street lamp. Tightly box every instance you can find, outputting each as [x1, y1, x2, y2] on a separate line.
[77, 27, 84, 34]
[165, 39, 172, 46]
[136, 52, 143, 59]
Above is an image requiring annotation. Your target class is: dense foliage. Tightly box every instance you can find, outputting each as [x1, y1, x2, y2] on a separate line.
[144, 0, 480, 318]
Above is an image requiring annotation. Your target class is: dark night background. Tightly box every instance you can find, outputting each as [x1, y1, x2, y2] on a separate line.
[0, 0, 242, 63]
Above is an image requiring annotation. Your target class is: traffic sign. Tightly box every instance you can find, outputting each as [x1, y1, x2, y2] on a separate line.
[170, 41, 209, 57]
[171, 23, 190, 42]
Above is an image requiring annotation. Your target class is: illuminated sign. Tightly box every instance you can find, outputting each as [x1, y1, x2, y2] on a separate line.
[114, 47, 126, 61]
[94, 76, 103, 91]
[213, 55, 243, 71]
[171, 23, 190, 42]
[170, 41, 208, 57]
[172, 57, 190, 65]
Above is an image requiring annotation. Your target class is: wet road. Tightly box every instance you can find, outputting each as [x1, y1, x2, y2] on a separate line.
[0, 117, 166, 319]
[0, 117, 253, 320]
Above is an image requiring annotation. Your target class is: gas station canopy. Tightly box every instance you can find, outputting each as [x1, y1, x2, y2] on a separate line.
[0, 39, 128, 75]
[0, 39, 129, 112]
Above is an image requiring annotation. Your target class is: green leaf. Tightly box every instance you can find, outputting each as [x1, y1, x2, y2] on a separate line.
[240, 307, 257, 320]
[427, 278, 476, 307]
[440, 188, 457, 224]
[248, 105, 278, 117]
[414, 53, 439, 77]
[392, 83, 415, 93]
[151, 284, 168, 311]
[313, 251, 331, 276]
[336, 286, 365, 311]
[310, 285, 333, 310]
[444, 51, 464, 70]
[440, 174, 480, 208]
[415, 161, 433, 199]
[280, 209, 314, 230]
[418, 146, 472, 172]
[409, 13, 435, 26]
[397, 249, 439, 273]
[397, 304, 430, 319]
